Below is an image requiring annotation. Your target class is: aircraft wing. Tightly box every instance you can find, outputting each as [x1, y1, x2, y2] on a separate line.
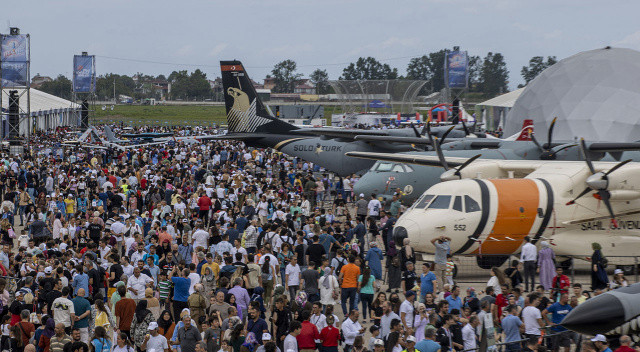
[345, 152, 469, 168]
[354, 135, 435, 145]
[587, 142, 640, 151]
[290, 128, 389, 139]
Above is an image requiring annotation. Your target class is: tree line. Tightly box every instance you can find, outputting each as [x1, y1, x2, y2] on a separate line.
[38, 51, 558, 100]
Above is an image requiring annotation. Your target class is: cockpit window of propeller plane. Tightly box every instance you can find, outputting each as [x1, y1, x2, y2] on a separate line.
[372, 162, 414, 173]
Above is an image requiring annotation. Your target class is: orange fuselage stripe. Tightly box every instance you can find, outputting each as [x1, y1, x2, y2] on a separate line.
[473, 179, 539, 254]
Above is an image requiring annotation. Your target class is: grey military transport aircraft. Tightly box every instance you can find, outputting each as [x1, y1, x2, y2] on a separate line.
[350, 119, 640, 206]
[218, 60, 481, 176]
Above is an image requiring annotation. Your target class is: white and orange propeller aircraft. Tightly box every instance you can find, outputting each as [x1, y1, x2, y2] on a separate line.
[348, 139, 640, 269]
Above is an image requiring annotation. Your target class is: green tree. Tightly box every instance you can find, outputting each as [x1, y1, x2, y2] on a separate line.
[521, 56, 557, 84]
[467, 55, 482, 92]
[96, 74, 135, 100]
[341, 57, 398, 80]
[310, 69, 330, 94]
[271, 60, 302, 93]
[39, 75, 72, 100]
[478, 52, 509, 98]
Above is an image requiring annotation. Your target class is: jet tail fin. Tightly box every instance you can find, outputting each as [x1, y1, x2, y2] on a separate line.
[104, 126, 120, 142]
[220, 60, 297, 134]
[505, 119, 534, 141]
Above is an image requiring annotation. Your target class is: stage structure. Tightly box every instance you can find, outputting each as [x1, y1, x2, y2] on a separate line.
[72, 52, 96, 129]
[328, 79, 427, 126]
[0, 27, 30, 144]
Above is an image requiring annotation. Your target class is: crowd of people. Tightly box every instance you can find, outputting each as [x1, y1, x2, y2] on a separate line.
[0, 125, 632, 352]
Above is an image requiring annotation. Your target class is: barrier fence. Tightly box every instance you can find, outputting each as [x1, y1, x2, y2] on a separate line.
[444, 254, 639, 289]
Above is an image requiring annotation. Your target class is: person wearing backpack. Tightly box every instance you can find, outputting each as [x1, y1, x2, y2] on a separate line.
[331, 250, 348, 277]
[14, 309, 35, 351]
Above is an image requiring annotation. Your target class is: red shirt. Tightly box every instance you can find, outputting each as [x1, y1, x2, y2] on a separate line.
[552, 275, 571, 294]
[297, 321, 320, 349]
[495, 294, 508, 317]
[198, 196, 212, 211]
[614, 346, 635, 352]
[320, 326, 340, 347]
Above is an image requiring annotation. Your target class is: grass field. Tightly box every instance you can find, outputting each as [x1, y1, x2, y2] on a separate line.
[90, 104, 346, 126]
[91, 105, 228, 126]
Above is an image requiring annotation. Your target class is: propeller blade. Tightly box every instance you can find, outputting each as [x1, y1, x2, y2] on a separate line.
[580, 138, 596, 174]
[530, 132, 544, 152]
[410, 123, 421, 138]
[461, 118, 470, 136]
[547, 117, 557, 148]
[604, 159, 632, 176]
[566, 187, 592, 205]
[433, 137, 449, 171]
[441, 126, 456, 144]
[458, 154, 482, 172]
[599, 190, 617, 221]
[550, 143, 577, 157]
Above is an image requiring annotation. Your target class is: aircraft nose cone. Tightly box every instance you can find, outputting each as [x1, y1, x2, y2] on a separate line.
[561, 293, 625, 335]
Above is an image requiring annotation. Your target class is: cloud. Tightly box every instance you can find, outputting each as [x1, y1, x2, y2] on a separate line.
[175, 45, 193, 57]
[208, 43, 228, 57]
[614, 31, 640, 48]
[347, 36, 420, 57]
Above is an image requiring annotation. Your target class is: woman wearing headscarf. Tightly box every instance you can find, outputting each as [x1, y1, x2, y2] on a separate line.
[157, 310, 176, 341]
[386, 241, 402, 292]
[399, 238, 416, 271]
[202, 266, 217, 297]
[239, 332, 259, 352]
[144, 288, 161, 321]
[591, 242, 609, 290]
[319, 267, 339, 308]
[37, 318, 55, 352]
[537, 241, 556, 290]
[129, 300, 154, 351]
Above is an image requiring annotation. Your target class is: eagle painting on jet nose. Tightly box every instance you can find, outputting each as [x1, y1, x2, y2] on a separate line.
[226, 87, 270, 133]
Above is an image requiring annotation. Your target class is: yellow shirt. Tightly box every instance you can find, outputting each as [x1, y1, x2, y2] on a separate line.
[64, 198, 75, 213]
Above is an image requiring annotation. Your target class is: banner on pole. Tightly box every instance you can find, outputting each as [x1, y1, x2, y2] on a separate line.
[1, 34, 29, 87]
[444, 50, 469, 89]
[73, 55, 96, 93]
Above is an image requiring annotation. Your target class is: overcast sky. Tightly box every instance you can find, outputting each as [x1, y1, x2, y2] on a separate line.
[3, 0, 640, 89]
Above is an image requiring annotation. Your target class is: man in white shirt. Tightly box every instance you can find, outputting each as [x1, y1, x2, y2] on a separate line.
[142, 322, 169, 352]
[400, 291, 416, 333]
[520, 236, 538, 292]
[52, 287, 76, 328]
[367, 194, 381, 219]
[379, 301, 400, 340]
[522, 293, 543, 338]
[462, 316, 480, 351]
[310, 302, 327, 344]
[192, 225, 210, 250]
[127, 267, 154, 302]
[285, 256, 301, 299]
[342, 310, 365, 350]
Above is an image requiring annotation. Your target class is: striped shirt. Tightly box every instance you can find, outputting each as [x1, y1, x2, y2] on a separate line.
[158, 279, 172, 300]
[50, 335, 72, 352]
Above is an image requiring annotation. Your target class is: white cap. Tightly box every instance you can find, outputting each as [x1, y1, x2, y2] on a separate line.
[44, 267, 53, 274]
[614, 269, 623, 275]
[591, 334, 607, 343]
[359, 193, 365, 197]
[148, 322, 158, 330]
[262, 333, 272, 341]
[374, 339, 384, 346]
[407, 336, 416, 343]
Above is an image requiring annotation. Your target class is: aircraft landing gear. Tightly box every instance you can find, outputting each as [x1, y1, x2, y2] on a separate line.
[476, 255, 509, 269]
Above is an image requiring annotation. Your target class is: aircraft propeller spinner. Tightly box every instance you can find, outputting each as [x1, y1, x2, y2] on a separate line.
[566, 138, 632, 224]
[530, 117, 576, 160]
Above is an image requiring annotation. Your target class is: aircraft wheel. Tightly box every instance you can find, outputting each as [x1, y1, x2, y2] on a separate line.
[476, 256, 509, 269]
[560, 258, 573, 272]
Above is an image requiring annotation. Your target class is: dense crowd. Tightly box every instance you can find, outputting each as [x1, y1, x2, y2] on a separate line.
[0, 125, 631, 352]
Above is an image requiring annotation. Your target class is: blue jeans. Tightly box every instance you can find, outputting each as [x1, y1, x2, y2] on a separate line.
[360, 293, 373, 319]
[341, 287, 357, 315]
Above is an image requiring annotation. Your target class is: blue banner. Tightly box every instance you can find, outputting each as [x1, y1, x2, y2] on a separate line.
[1, 35, 28, 62]
[445, 50, 469, 89]
[73, 55, 96, 93]
[1, 62, 28, 87]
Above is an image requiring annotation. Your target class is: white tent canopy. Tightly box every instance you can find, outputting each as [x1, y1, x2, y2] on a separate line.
[474, 88, 524, 130]
[1, 88, 80, 135]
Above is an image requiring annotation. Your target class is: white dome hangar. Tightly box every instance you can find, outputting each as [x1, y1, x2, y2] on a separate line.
[505, 47, 640, 142]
